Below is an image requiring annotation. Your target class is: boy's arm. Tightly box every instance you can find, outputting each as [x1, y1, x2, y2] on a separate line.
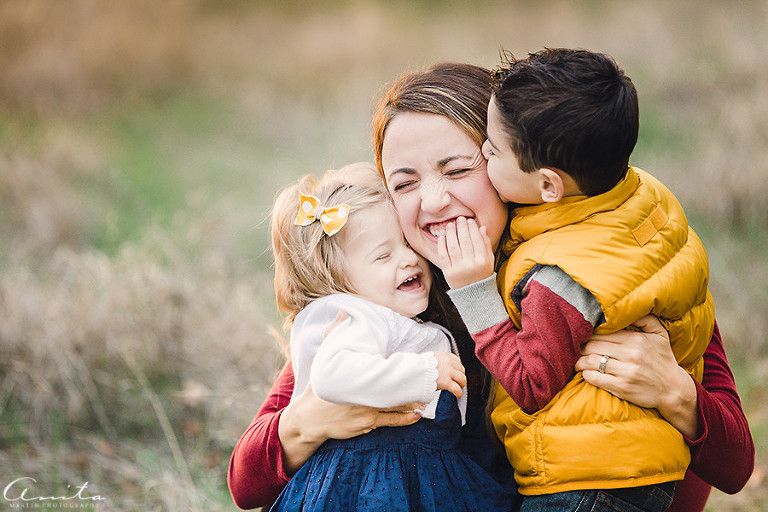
[438, 216, 602, 413]
[448, 268, 601, 413]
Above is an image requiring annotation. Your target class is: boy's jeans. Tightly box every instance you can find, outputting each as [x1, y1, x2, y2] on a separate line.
[519, 482, 676, 512]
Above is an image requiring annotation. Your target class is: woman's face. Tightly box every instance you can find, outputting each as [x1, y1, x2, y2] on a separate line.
[381, 112, 508, 266]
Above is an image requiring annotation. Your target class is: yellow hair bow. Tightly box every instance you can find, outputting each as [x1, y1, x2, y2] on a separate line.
[294, 193, 350, 236]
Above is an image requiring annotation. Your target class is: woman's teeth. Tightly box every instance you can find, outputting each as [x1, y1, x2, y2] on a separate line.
[427, 220, 460, 237]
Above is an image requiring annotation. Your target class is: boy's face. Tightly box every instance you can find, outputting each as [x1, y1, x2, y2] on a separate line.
[339, 202, 432, 318]
[483, 97, 545, 205]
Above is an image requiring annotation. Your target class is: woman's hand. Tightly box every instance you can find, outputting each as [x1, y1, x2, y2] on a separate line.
[434, 351, 467, 399]
[575, 315, 699, 439]
[278, 384, 423, 475]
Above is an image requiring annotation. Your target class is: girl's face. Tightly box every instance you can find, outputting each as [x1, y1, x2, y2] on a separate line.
[381, 112, 508, 266]
[339, 202, 432, 318]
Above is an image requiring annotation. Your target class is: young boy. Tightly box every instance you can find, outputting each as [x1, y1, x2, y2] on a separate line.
[437, 48, 715, 511]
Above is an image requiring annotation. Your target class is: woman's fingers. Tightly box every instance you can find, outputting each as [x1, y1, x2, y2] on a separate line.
[454, 216, 474, 258]
[631, 314, 667, 337]
[380, 402, 426, 413]
[444, 219, 462, 260]
[370, 410, 422, 429]
[436, 232, 450, 266]
[580, 367, 625, 396]
[467, 218, 490, 255]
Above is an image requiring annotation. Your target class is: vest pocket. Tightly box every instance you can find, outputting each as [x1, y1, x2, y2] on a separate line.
[506, 407, 542, 477]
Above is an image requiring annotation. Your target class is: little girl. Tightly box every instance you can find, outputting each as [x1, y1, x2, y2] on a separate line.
[268, 163, 514, 512]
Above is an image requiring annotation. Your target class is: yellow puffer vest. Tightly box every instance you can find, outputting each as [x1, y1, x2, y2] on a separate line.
[494, 167, 714, 495]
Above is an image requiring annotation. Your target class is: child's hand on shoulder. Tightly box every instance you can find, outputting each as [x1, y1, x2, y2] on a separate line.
[437, 217, 495, 289]
[433, 351, 466, 399]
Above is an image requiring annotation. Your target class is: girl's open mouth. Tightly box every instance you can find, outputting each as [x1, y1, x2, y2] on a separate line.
[397, 274, 423, 291]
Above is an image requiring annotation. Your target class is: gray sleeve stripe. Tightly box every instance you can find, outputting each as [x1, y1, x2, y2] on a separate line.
[530, 265, 605, 327]
[446, 274, 511, 334]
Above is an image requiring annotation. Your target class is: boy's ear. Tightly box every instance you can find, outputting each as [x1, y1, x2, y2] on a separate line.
[538, 168, 565, 203]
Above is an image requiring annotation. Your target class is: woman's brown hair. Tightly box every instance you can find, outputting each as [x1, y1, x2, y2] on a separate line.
[371, 62, 493, 179]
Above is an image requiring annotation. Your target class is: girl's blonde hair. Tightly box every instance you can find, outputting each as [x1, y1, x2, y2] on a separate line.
[270, 162, 390, 330]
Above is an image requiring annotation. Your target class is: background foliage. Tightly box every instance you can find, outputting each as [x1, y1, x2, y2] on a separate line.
[1, 1, 766, 510]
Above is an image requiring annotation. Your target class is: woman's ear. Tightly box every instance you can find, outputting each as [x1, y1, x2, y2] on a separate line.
[538, 168, 565, 203]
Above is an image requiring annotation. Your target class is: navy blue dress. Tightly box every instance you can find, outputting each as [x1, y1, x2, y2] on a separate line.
[270, 391, 518, 512]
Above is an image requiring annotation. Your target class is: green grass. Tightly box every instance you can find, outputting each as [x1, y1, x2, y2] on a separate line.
[85, 93, 234, 252]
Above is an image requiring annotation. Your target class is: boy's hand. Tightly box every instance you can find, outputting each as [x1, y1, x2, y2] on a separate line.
[437, 216, 495, 289]
[433, 351, 466, 399]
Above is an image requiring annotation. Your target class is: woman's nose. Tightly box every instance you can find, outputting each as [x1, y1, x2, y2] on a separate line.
[419, 177, 450, 213]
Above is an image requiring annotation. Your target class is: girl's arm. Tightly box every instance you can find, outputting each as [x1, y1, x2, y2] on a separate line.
[227, 362, 423, 509]
[576, 318, 754, 494]
[309, 301, 462, 407]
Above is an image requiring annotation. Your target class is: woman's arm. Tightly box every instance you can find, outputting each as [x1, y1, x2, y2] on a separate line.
[684, 321, 754, 492]
[227, 362, 423, 510]
[576, 318, 754, 493]
[227, 363, 295, 509]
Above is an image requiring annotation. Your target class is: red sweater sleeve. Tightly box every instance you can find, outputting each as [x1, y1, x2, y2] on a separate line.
[227, 362, 295, 510]
[473, 281, 594, 413]
[667, 321, 755, 511]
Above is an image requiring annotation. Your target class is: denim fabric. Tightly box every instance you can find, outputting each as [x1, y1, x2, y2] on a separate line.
[520, 483, 676, 512]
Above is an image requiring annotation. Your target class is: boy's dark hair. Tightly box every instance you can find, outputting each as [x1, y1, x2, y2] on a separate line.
[491, 48, 639, 196]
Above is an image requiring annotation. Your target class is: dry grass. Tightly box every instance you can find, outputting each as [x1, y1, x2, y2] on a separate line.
[0, 233, 284, 509]
[0, 0, 766, 510]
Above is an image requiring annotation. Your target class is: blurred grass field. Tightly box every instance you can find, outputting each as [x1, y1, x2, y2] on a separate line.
[1, 1, 766, 510]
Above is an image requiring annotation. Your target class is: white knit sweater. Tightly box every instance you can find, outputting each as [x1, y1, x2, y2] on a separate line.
[289, 294, 466, 422]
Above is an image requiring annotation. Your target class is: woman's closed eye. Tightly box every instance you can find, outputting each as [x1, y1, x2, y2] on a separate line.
[392, 180, 416, 192]
[445, 168, 470, 178]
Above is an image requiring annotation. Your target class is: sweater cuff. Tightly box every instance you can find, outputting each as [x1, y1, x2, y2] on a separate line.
[683, 379, 709, 449]
[446, 274, 510, 334]
[273, 409, 292, 484]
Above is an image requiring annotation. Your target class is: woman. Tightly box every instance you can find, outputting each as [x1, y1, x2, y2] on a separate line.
[228, 63, 754, 512]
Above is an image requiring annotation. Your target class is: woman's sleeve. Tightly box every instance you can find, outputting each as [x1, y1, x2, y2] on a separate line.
[683, 321, 755, 492]
[227, 362, 295, 510]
